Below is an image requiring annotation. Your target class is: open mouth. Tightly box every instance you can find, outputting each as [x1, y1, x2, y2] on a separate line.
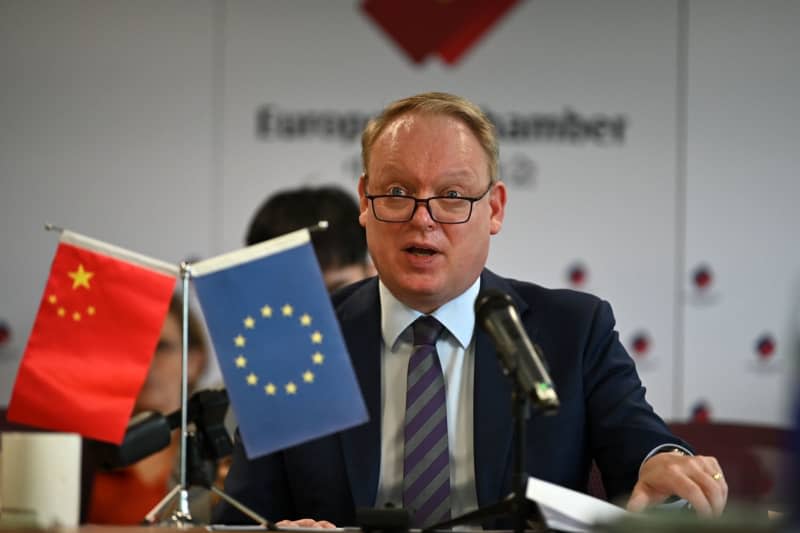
[405, 246, 437, 256]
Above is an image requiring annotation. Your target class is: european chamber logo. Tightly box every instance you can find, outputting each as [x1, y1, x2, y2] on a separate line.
[0, 319, 10, 346]
[747, 331, 782, 373]
[628, 329, 657, 372]
[690, 400, 712, 423]
[361, 0, 521, 65]
[565, 261, 589, 289]
[687, 263, 721, 306]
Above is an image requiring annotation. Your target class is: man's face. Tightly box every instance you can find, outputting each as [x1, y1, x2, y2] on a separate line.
[358, 112, 506, 313]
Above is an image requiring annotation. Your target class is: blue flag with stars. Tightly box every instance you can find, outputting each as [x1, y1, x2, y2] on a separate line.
[192, 229, 368, 458]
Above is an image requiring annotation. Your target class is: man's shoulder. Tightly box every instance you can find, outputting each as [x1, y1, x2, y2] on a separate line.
[328, 272, 608, 321]
[330, 276, 378, 310]
[486, 270, 604, 316]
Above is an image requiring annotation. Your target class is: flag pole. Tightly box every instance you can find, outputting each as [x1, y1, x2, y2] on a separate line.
[143, 263, 194, 526]
[44, 223, 64, 233]
[176, 262, 192, 521]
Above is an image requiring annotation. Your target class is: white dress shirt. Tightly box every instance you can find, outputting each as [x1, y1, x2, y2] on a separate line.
[375, 277, 481, 518]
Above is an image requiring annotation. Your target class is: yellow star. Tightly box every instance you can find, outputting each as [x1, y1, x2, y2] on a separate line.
[265, 383, 276, 396]
[235, 355, 247, 368]
[311, 331, 323, 344]
[300, 313, 312, 326]
[246, 373, 258, 385]
[303, 371, 315, 383]
[261, 305, 273, 318]
[87, 306, 96, 316]
[243, 316, 255, 329]
[312, 352, 325, 365]
[234, 334, 246, 347]
[48, 295, 57, 304]
[282, 304, 293, 317]
[68, 264, 94, 290]
[285, 382, 297, 395]
[57, 307, 66, 317]
[72, 311, 81, 321]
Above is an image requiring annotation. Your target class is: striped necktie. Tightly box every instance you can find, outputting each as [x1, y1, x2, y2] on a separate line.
[402, 316, 451, 528]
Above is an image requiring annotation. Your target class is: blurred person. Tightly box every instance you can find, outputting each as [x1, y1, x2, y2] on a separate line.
[245, 185, 375, 292]
[87, 295, 215, 524]
[216, 92, 728, 528]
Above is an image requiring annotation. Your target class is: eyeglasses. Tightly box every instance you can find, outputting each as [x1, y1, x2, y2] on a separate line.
[365, 184, 493, 224]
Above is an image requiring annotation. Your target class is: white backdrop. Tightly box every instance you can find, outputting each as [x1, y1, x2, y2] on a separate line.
[1, 0, 798, 425]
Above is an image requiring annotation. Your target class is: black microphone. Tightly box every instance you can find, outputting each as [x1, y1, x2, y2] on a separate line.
[475, 289, 559, 413]
[91, 388, 231, 469]
[90, 411, 173, 469]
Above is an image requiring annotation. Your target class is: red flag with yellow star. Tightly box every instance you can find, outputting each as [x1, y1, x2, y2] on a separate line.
[7, 230, 178, 443]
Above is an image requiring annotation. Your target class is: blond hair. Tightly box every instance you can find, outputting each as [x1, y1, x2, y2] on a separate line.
[361, 92, 499, 182]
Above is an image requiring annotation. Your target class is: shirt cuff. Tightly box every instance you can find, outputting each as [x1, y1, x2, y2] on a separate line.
[639, 443, 694, 508]
[640, 443, 694, 470]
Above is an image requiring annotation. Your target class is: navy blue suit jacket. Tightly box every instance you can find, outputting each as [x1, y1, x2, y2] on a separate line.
[214, 270, 685, 526]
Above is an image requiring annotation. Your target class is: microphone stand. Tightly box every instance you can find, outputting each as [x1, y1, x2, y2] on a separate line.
[424, 374, 550, 533]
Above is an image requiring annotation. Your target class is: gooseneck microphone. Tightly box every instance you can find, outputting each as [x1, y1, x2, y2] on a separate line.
[475, 289, 559, 413]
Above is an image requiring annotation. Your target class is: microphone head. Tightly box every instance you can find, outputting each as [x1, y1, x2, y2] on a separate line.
[475, 288, 515, 324]
[91, 411, 172, 469]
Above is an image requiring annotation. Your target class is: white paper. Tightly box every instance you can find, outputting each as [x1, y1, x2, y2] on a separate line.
[526, 476, 628, 533]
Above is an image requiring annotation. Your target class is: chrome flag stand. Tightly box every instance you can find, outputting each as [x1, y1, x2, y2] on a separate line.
[143, 263, 274, 528]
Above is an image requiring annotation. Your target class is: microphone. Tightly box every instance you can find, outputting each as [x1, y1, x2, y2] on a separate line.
[475, 289, 559, 413]
[91, 388, 231, 469]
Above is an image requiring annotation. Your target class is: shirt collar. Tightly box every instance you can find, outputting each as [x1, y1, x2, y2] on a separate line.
[379, 277, 481, 350]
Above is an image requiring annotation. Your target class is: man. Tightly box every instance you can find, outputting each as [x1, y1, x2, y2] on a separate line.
[245, 185, 375, 292]
[215, 92, 727, 528]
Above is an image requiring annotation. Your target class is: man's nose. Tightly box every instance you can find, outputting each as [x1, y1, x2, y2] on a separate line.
[409, 199, 435, 226]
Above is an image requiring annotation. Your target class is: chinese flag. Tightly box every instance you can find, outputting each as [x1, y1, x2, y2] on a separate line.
[7, 230, 177, 443]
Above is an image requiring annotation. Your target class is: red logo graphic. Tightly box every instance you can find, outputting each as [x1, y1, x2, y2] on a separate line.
[361, 0, 521, 65]
[754, 333, 776, 360]
[690, 401, 711, 423]
[692, 264, 713, 291]
[629, 331, 651, 358]
[0, 320, 10, 345]
[566, 262, 588, 288]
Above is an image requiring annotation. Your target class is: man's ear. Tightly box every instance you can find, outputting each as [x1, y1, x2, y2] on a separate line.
[489, 181, 507, 235]
[357, 174, 369, 228]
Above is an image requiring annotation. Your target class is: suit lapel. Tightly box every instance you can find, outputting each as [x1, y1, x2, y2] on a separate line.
[473, 270, 536, 506]
[337, 279, 382, 508]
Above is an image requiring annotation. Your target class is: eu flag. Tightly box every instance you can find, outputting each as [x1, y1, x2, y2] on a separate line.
[192, 229, 368, 458]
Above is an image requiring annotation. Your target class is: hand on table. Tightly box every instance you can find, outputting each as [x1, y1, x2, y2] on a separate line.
[626, 449, 728, 517]
[276, 518, 337, 529]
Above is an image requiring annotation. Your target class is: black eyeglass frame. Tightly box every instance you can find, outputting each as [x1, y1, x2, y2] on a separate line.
[364, 183, 494, 224]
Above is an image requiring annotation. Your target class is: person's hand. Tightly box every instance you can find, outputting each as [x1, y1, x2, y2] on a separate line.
[276, 518, 337, 529]
[626, 449, 728, 517]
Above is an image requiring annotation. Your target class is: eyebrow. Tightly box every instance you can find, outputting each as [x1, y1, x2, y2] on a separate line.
[368, 167, 481, 186]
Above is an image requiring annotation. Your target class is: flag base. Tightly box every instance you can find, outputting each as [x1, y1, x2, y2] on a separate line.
[143, 482, 277, 529]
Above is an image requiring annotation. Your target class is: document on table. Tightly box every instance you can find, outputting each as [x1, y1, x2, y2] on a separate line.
[526, 476, 628, 533]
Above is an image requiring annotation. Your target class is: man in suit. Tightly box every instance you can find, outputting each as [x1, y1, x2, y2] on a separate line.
[214, 92, 727, 527]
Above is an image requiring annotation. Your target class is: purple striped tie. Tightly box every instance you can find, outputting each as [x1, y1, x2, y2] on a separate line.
[403, 316, 450, 528]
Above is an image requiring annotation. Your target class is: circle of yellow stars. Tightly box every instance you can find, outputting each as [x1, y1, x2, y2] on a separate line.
[232, 302, 326, 397]
[48, 264, 97, 322]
